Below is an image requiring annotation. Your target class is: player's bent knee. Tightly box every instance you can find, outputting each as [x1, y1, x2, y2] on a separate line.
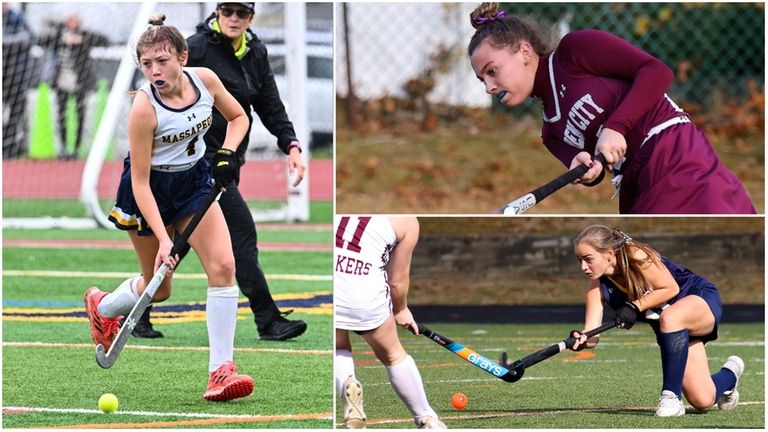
[378, 349, 407, 367]
[206, 257, 236, 281]
[687, 394, 714, 412]
[658, 311, 683, 332]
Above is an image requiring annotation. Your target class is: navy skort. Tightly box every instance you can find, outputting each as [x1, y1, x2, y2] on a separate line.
[108, 157, 213, 236]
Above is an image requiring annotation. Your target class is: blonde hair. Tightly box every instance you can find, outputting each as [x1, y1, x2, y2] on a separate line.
[574, 225, 661, 301]
[468, 2, 556, 57]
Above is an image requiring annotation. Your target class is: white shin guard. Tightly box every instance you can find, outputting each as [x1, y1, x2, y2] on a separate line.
[206, 286, 239, 372]
[97, 276, 141, 318]
[386, 354, 437, 420]
[335, 348, 356, 397]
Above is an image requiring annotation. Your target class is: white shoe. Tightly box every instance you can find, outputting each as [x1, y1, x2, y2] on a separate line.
[342, 376, 366, 429]
[416, 416, 447, 429]
[717, 355, 744, 411]
[655, 390, 685, 417]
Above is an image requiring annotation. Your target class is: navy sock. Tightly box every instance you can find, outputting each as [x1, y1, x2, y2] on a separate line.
[658, 328, 689, 399]
[711, 367, 737, 401]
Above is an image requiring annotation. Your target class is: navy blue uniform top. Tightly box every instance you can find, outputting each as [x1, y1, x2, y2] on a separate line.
[599, 256, 718, 323]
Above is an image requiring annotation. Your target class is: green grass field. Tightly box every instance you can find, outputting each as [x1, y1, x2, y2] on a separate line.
[3, 220, 333, 428]
[338, 322, 764, 429]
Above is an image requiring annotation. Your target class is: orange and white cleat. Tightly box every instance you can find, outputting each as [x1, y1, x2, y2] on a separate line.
[84, 287, 122, 351]
[203, 361, 254, 402]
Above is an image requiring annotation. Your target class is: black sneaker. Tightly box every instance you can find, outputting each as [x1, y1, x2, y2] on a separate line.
[132, 320, 164, 338]
[259, 311, 307, 341]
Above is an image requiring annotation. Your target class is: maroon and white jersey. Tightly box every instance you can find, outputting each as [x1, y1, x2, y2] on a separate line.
[531, 29, 685, 169]
[334, 216, 397, 330]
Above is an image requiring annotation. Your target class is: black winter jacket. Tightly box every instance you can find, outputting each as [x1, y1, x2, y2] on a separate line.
[187, 13, 297, 166]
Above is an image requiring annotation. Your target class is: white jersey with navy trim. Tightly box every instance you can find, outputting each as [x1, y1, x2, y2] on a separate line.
[138, 68, 213, 167]
[334, 216, 397, 330]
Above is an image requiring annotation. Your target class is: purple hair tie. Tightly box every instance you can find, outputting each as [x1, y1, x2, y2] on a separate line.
[473, 10, 506, 25]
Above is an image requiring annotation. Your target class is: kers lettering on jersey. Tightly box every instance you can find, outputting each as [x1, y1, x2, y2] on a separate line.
[335, 255, 372, 276]
[334, 216, 396, 276]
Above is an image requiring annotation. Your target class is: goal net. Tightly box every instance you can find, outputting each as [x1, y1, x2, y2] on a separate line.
[2, 2, 325, 229]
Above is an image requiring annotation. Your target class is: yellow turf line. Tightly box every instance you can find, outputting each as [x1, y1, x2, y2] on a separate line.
[3, 341, 331, 355]
[3, 270, 331, 281]
[365, 400, 766, 425]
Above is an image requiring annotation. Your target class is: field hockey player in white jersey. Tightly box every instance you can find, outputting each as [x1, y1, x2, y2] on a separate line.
[334, 216, 446, 429]
[83, 14, 254, 402]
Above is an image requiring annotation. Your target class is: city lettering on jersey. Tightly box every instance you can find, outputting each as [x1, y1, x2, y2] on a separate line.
[563, 94, 604, 149]
[335, 254, 373, 275]
[161, 113, 213, 144]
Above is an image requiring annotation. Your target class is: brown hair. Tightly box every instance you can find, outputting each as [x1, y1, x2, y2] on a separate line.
[573, 225, 662, 301]
[135, 13, 188, 62]
[468, 2, 556, 57]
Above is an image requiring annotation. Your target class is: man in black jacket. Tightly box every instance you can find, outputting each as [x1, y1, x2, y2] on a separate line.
[138, 2, 307, 341]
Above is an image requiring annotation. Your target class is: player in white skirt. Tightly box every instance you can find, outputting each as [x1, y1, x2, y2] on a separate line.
[335, 216, 446, 429]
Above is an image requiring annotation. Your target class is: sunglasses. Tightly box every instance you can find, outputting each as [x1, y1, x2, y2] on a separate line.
[219, 7, 252, 19]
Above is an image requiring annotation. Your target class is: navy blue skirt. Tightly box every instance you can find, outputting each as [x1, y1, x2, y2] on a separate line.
[108, 157, 213, 236]
[648, 283, 723, 345]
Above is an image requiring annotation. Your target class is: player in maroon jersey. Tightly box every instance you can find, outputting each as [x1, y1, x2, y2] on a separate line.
[468, 2, 756, 214]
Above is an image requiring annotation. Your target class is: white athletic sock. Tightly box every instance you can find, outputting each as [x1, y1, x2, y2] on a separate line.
[206, 286, 239, 372]
[97, 276, 141, 318]
[386, 354, 437, 420]
[335, 348, 356, 397]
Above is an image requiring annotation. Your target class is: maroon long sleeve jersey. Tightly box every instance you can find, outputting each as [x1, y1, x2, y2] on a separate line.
[531, 29, 685, 168]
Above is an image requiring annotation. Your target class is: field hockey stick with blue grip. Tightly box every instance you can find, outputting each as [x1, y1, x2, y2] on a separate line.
[498, 321, 619, 382]
[95, 187, 223, 369]
[412, 324, 519, 382]
[497, 153, 607, 215]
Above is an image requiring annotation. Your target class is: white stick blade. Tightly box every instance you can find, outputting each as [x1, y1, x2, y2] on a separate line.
[502, 193, 537, 215]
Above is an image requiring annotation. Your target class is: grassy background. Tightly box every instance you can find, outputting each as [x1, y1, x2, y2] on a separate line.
[336, 110, 763, 214]
[3, 222, 333, 428]
[338, 322, 764, 428]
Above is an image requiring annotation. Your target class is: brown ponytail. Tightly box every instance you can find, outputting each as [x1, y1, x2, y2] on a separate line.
[468, 2, 556, 57]
[135, 12, 188, 61]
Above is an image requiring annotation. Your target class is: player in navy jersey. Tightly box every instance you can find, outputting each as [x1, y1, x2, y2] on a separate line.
[569, 225, 743, 416]
[334, 216, 446, 429]
[83, 14, 253, 402]
[468, 2, 756, 214]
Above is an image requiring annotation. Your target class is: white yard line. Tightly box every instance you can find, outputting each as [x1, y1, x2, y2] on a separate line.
[3, 406, 260, 419]
[366, 401, 766, 425]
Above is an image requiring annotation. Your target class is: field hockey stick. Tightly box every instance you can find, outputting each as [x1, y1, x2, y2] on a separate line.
[497, 153, 607, 215]
[95, 187, 223, 369]
[412, 324, 519, 382]
[499, 321, 618, 382]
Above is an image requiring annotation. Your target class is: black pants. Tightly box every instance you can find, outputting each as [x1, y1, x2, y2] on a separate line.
[176, 178, 283, 330]
[217, 182, 284, 331]
[55, 89, 86, 158]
